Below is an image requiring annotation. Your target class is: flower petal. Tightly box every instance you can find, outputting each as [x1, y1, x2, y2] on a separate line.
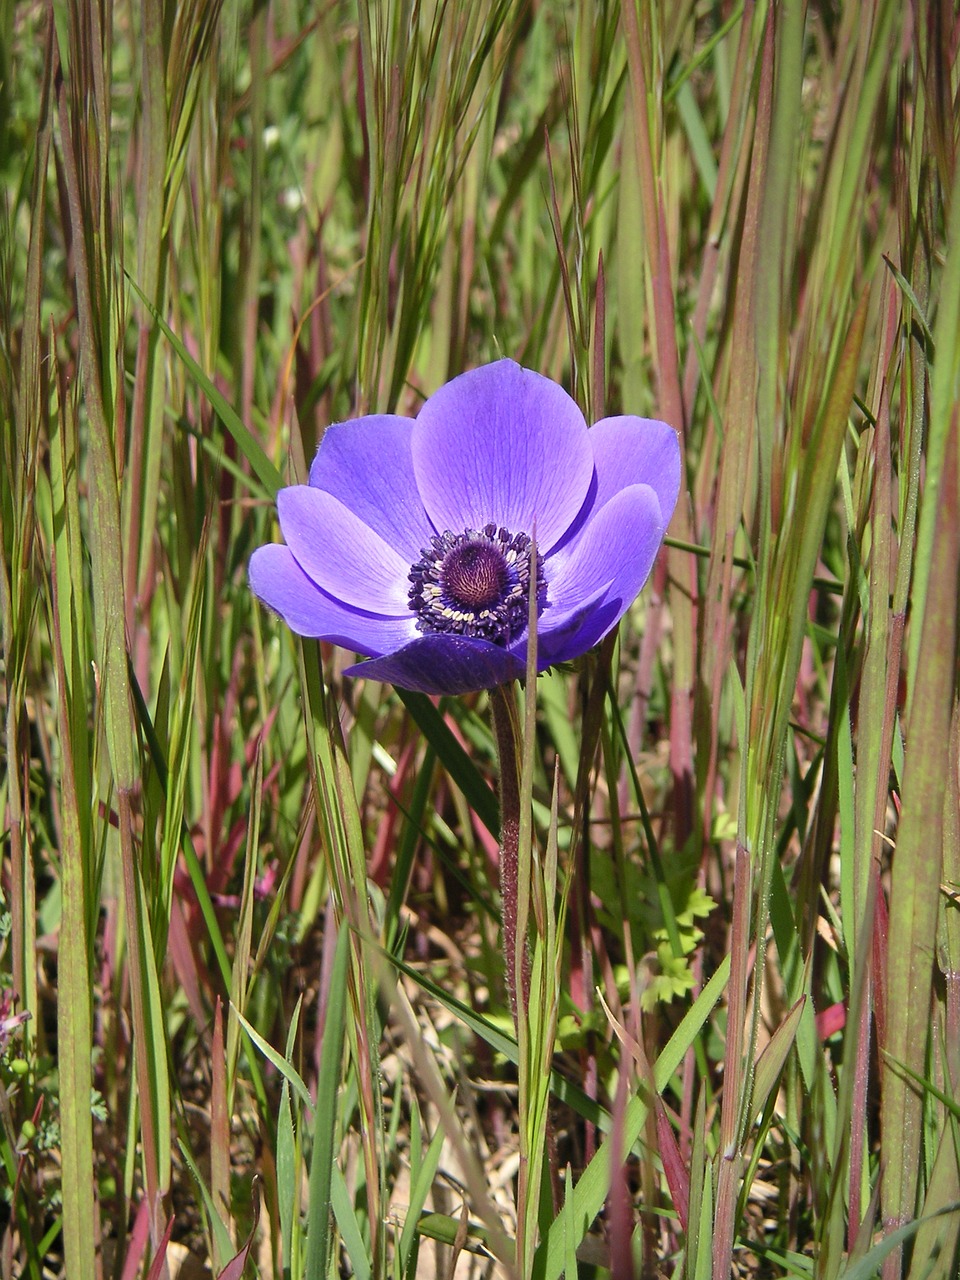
[412, 359, 594, 553]
[278, 486, 412, 614]
[539, 483, 664, 664]
[507, 583, 614, 671]
[550, 417, 681, 559]
[589, 416, 681, 524]
[249, 545, 417, 654]
[308, 415, 436, 560]
[538, 594, 628, 667]
[344, 634, 527, 695]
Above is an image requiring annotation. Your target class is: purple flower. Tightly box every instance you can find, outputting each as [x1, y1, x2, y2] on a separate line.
[249, 359, 680, 695]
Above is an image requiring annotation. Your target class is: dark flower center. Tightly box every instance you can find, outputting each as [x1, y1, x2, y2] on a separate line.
[408, 523, 545, 645]
[442, 542, 508, 608]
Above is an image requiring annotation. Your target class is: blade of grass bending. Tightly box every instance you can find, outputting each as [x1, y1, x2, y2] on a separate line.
[387, 942, 606, 1129]
[397, 1118, 447, 1276]
[231, 1004, 313, 1112]
[395, 687, 500, 837]
[383, 743, 436, 953]
[665, 3, 744, 102]
[126, 276, 282, 499]
[126, 659, 233, 989]
[605, 681, 692, 972]
[883, 1054, 960, 1125]
[401, 1212, 493, 1256]
[909, 1118, 960, 1280]
[305, 925, 349, 1280]
[532, 954, 731, 1280]
[733, 999, 810, 1242]
[179, 1138, 236, 1267]
[839, 1204, 960, 1280]
[384, 965, 515, 1270]
[880, 255, 935, 352]
[750, 997, 806, 1130]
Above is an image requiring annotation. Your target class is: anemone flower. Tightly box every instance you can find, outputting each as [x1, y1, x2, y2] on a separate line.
[250, 359, 680, 694]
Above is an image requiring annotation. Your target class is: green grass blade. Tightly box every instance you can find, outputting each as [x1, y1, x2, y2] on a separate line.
[305, 924, 349, 1280]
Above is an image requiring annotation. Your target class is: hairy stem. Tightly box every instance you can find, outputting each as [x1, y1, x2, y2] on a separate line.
[490, 683, 529, 1027]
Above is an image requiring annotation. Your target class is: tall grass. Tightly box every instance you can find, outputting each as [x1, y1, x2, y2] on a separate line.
[1, 1, 958, 1277]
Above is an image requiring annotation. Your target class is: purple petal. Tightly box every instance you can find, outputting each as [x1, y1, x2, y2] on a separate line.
[308, 415, 436, 560]
[412, 360, 594, 553]
[538, 595, 626, 667]
[589, 416, 681, 524]
[539, 484, 664, 664]
[344, 634, 527, 695]
[277, 486, 411, 615]
[551, 417, 681, 559]
[508, 583, 613, 670]
[249, 545, 418, 654]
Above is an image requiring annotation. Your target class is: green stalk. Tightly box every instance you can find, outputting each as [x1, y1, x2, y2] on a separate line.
[882, 308, 960, 1279]
[48, 357, 97, 1280]
[54, 8, 169, 1242]
[52, 628, 97, 1278]
[123, 0, 167, 625]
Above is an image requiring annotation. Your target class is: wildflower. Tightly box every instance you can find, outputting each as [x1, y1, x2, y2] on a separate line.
[250, 359, 680, 694]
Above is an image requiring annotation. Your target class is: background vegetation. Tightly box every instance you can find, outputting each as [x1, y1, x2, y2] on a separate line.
[2, 0, 959, 1277]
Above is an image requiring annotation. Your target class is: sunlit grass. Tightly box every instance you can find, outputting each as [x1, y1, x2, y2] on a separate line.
[1, 2, 959, 1278]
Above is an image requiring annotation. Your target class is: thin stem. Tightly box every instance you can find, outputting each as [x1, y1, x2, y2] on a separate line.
[489, 683, 529, 1028]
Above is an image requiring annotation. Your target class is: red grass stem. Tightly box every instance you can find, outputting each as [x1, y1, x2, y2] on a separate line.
[490, 684, 530, 1030]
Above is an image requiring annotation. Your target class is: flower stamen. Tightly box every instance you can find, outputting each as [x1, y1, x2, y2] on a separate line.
[408, 523, 545, 645]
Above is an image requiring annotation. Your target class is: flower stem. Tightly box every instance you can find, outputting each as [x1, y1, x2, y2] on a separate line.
[489, 683, 529, 1027]
[491, 680, 561, 1243]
